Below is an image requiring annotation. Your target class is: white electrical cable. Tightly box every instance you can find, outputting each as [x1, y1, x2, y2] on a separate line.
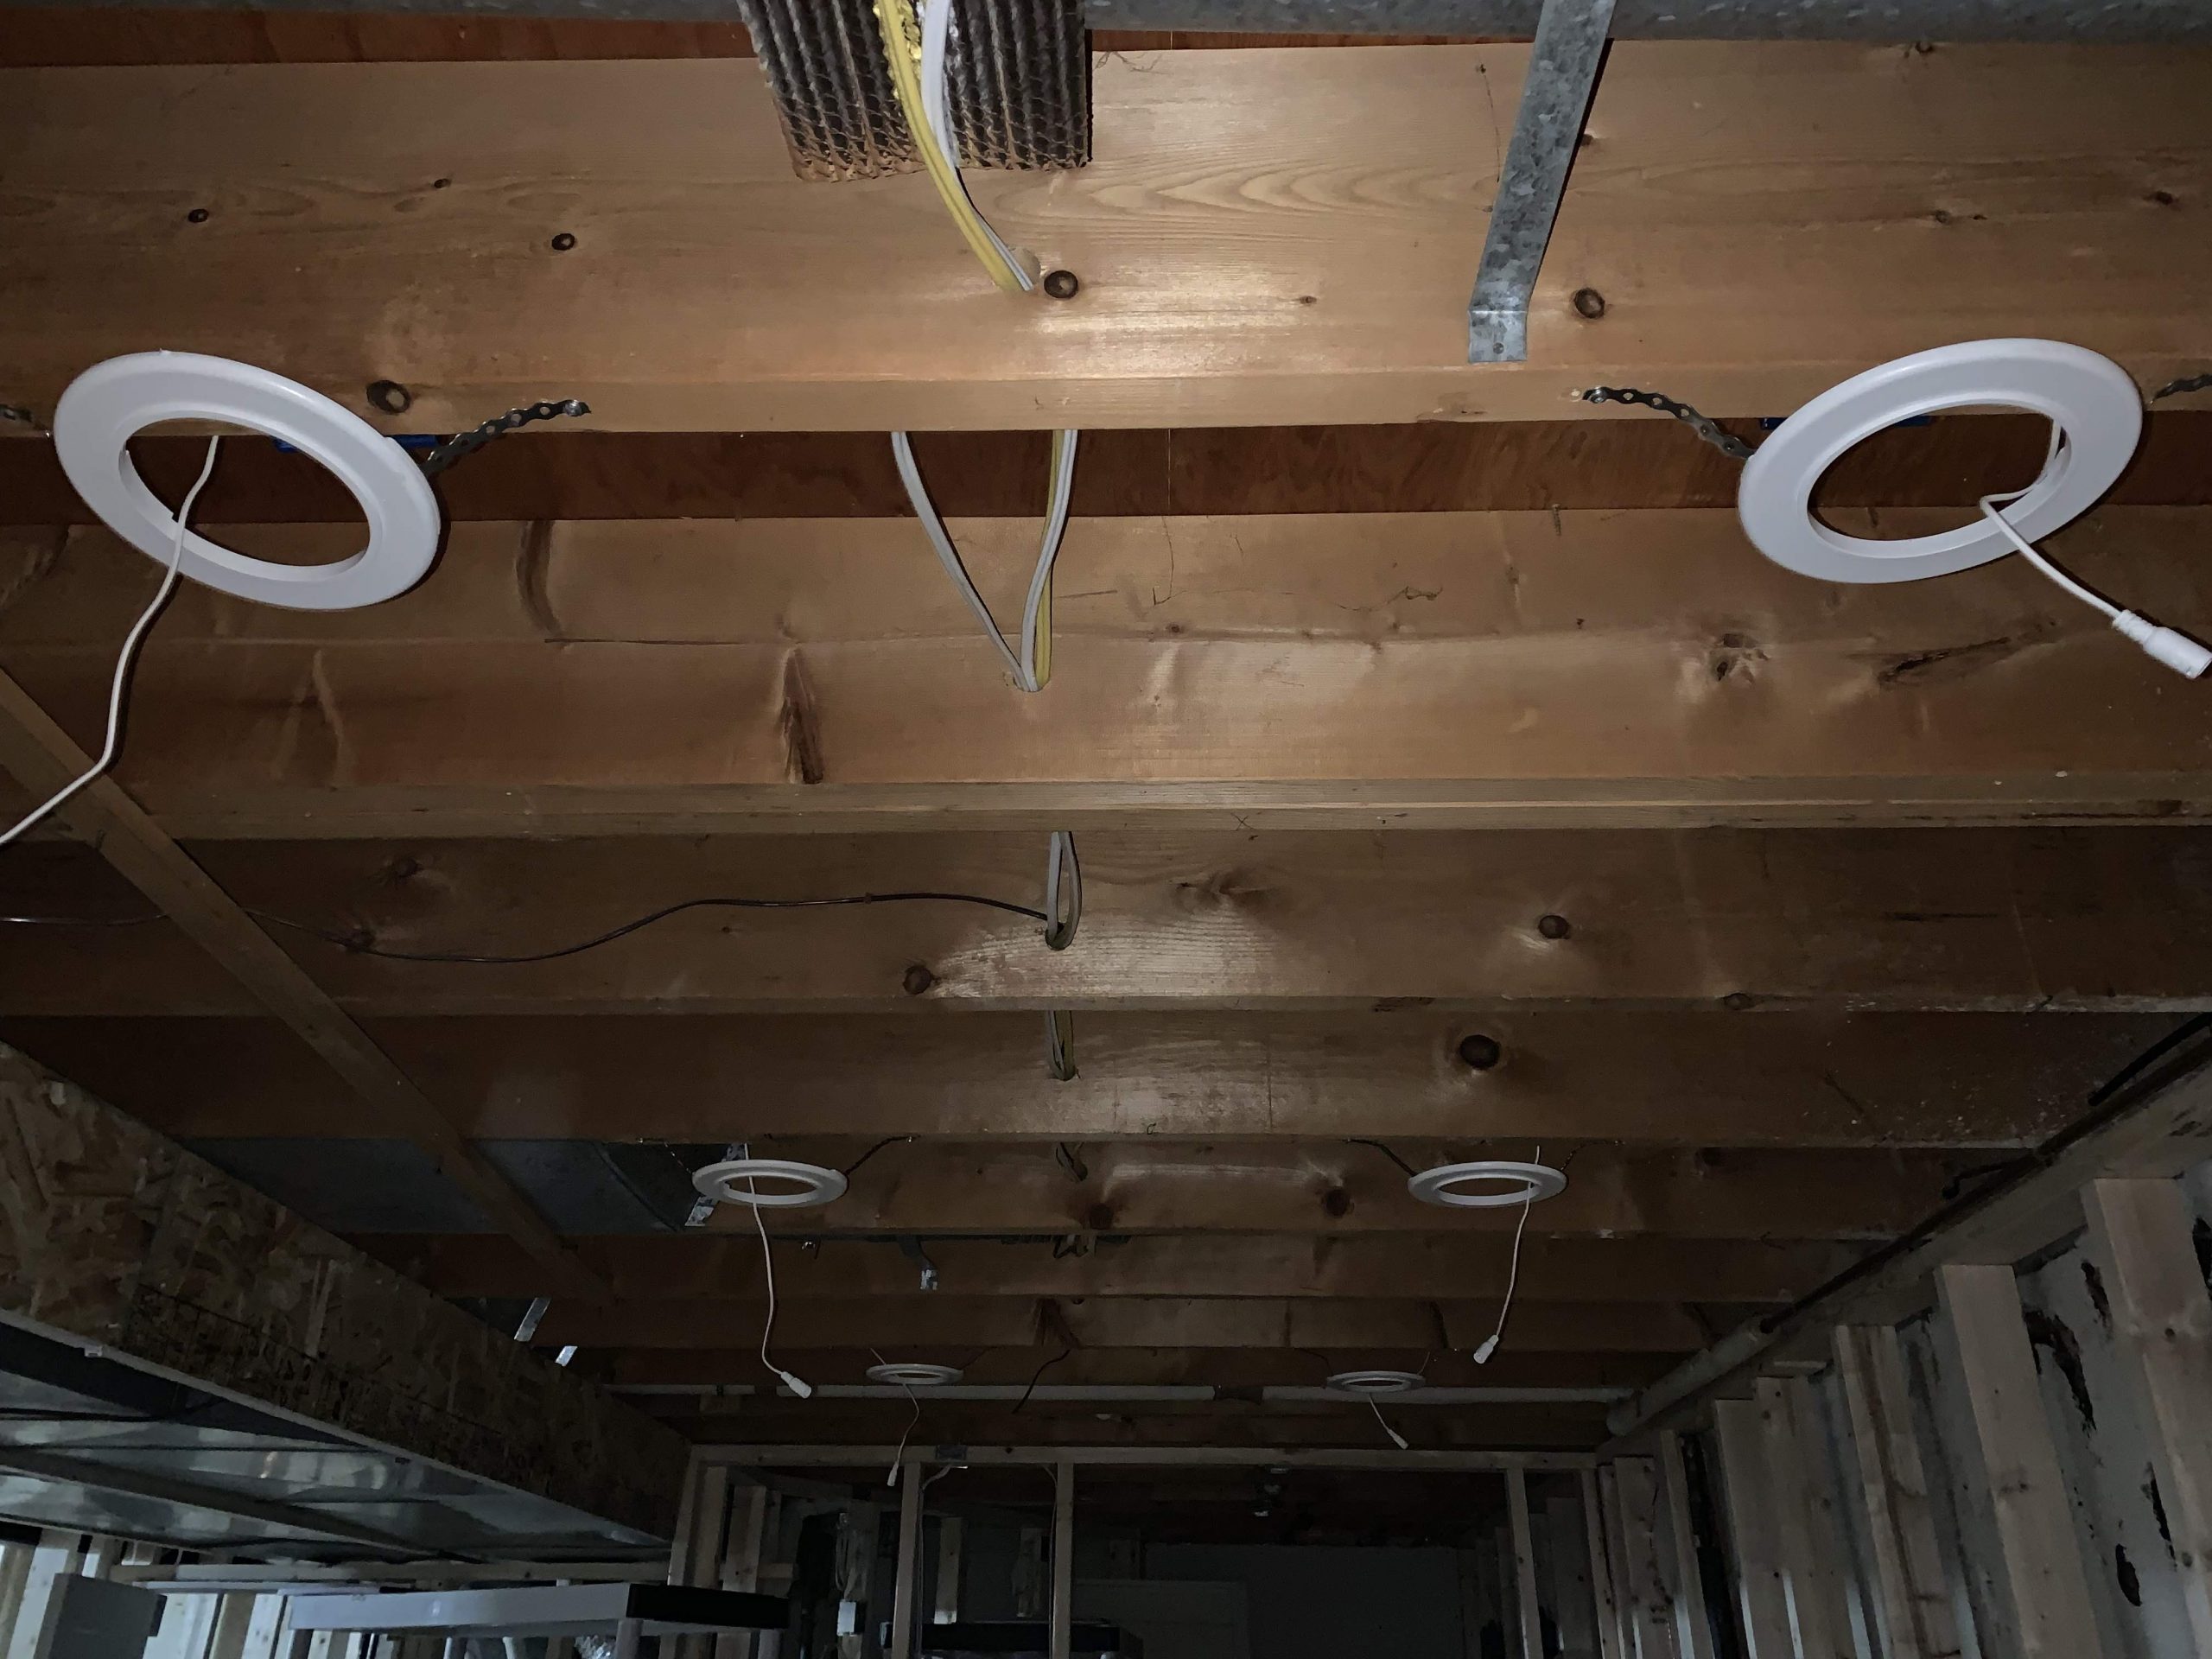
[892, 429, 1080, 694]
[918, 0, 1035, 294]
[1367, 1395, 1410, 1452]
[1044, 830, 1081, 950]
[878, 1350, 922, 1488]
[1979, 426, 2212, 679]
[0, 435, 219, 848]
[1473, 1143, 1541, 1366]
[746, 1160, 813, 1399]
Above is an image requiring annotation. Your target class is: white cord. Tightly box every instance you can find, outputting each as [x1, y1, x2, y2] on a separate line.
[0, 435, 220, 847]
[892, 429, 1080, 693]
[882, 1357, 921, 1488]
[748, 1160, 812, 1399]
[1043, 830, 1081, 950]
[918, 0, 1035, 294]
[1371, 1397, 1407, 1451]
[1979, 425, 2210, 679]
[1473, 1142, 1539, 1366]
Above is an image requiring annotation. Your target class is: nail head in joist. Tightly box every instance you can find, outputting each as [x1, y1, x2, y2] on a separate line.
[1467, 0, 1617, 362]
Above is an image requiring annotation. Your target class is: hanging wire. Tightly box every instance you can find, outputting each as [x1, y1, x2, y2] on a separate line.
[1043, 832, 1081, 951]
[1046, 1010, 1077, 1080]
[1473, 1143, 1541, 1365]
[0, 437, 220, 848]
[3, 888, 1050, 960]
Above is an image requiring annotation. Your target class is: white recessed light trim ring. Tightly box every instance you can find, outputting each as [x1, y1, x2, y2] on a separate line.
[1403, 1154, 1567, 1366]
[53, 352, 442, 612]
[690, 1155, 849, 1403]
[866, 1363, 964, 1387]
[3, 352, 448, 848]
[1407, 1160, 1567, 1210]
[690, 1158, 849, 1209]
[1738, 338, 2208, 678]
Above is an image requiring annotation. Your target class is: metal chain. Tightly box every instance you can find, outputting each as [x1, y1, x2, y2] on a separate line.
[2152, 372, 2212, 402]
[417, 397, 590, 476]
[1579, 385, 1757, 461]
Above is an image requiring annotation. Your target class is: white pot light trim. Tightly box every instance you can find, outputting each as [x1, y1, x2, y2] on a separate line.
[1407, 1160, 1567, 1210]
[53, 352, 442, 612]
[690, 1159, 849, 1209]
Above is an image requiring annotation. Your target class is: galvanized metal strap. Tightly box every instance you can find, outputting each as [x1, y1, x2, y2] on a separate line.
[1466, 0, 1616, 363]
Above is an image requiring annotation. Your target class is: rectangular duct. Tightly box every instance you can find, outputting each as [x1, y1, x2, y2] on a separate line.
[738, 0, 1090, 181]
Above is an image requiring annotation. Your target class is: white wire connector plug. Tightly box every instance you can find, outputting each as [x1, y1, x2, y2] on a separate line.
[1473, 1143, 1540, 1366]
[2111, 612, 2212, 679]
[741, 1148, 814, 1401]
[1980, 431, 2210, 681]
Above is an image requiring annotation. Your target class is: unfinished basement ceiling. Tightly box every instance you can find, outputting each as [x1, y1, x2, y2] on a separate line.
[0, 0, 2208, 1525]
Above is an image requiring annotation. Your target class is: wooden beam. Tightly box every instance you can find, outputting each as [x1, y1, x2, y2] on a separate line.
[11, 827, 2212, 1015]
[681, 1402, 1608, 1451]
[2, 47, 2208, 429]
[1615, 1023, 2212, 1439]
[0, 13, 1472, 69]
[0, 668, 600, 1299]
[1611, 1457, 1679, 1659]
[1580, 1469, 1625, 1659]
[707, 1444, 1588, 1471]
[7, 414, 2212, 525]
[607, 1348, 1678, 1390]
[1545, 1489, 1599, 1659]
[2082, 1178, 2212, 1656]
[0, 1044, 685, 1535]
[933, 1516, 963, 1629]
[540, 1297, 1713, 1352]
[9, 510, 2212, 835]
[376, 1232, 1861, 1303]
[1708, 1402, 1792, 1659]
[1755, 1377, 1854, 1659]
[1655, 1433, 1715, 1659]
[1936, 1263, 2107, 1659]
[685, 1141, 1965, 1242]
[888, 1463, 923, 1659]
[1509, 1470, 1545, 1659]
[1049, 1463, 1073, 1659]
[13, 1011, 2156, 1148]
[1832, 1325, 1960, 1659]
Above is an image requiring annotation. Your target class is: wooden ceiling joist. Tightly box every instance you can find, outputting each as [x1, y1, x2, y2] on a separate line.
[6, 507, 2209, 836]
[8, 824, 2210, 1014]
[1, 45, 2208, 430]
[4, 1010, 2163, 1147]
[664, 1141, 1973, 1241]
[672, 1403, 1611, 1451]
[603, 1348, 1681, 1391]
[375, 1232, 1860, 1304]
[0, 668, 607, 1300]
[529, 1296, 1727, 1353]
[6, 415, 2212, 524]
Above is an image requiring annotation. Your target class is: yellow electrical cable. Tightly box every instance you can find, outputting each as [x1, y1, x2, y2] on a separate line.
[874, 0, 1027, 294]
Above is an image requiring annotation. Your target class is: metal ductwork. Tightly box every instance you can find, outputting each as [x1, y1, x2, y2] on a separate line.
[739, 0, 1090, 180]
